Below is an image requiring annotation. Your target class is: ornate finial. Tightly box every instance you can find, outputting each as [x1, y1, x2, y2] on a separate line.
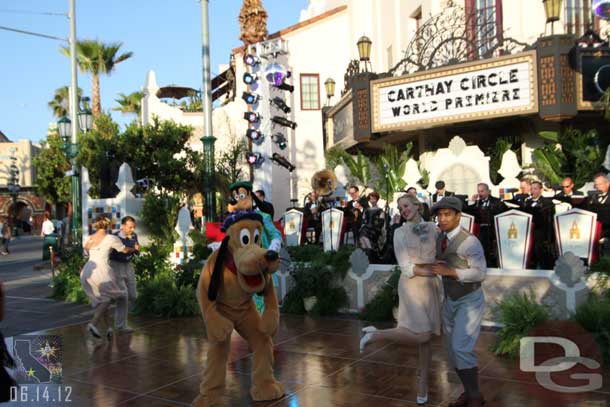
[239, 0, 268, 45]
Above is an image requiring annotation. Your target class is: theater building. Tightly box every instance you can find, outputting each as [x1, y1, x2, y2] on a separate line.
[324, 0, 610, 196]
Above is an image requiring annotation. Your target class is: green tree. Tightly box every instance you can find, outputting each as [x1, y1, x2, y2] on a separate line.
[373, 143, 411, 202]
[342, 150, 371, 187]
[77, 115, 202, 198]
[48, 86, 84, 118]
[532, 128, 608, 188]
[33, 129, 71, 204]
[113, 91, 143, 122]
[61, 40, 133, 116]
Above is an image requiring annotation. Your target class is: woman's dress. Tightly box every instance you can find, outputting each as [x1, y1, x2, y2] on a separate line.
[393, 221, 442, 335]
[80, 234, 126, 307]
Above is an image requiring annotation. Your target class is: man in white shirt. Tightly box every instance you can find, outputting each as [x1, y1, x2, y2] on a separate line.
[431, 197, 486, 407]
[40, 212, 55, 237]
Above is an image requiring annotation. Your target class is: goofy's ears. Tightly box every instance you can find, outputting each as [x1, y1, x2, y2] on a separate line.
[208, 235, 230, 302]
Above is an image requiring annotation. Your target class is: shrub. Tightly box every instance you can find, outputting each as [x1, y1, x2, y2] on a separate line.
[360, 267, 401, 322]
[51, 246, 88, 304]
[134, 269, 199, 318]
[490, 291, 549, 358]
[590, 256, 610, 275]
[281, 245, 355, 316]
[133, 249, 174, 283]
[573, 294, 610, 363]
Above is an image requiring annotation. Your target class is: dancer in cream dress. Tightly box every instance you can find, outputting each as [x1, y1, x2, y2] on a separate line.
[360, 194, 442, 405]
[80, 215, 137, 339]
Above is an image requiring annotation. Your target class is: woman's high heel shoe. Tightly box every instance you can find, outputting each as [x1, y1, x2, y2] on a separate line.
[416, 374, 428, 405]
[362, 326, 378, 333]
[87, 323, 101, 338]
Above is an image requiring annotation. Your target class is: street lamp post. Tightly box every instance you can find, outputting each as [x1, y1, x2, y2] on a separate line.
[7, 148, 20, 236]
[200, 0, 217, 222]
[58, 106, 92, 246]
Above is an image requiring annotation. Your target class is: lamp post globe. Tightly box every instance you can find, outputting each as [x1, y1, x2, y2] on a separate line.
[57, 116, 71, 146]
[77, 108, 93, 133]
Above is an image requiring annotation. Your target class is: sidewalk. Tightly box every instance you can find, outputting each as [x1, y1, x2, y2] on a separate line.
[3, 314, 608, 406]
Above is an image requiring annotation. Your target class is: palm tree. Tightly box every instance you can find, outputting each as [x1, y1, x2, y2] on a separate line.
[48, 86, 83, 118]
[60, 40, 133, 116]
[239, 0, 268, 45]
[113, 91, 143, 123]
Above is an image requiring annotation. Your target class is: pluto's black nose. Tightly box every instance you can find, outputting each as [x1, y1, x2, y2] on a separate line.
[265, 250, 278, 262]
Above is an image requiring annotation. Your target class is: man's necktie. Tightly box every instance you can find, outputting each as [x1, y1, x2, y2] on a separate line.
[441, 234, 448, 253]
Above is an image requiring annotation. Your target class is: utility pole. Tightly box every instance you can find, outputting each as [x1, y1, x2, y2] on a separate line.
[200, 0, 217, 221]
[68, 0, 82, 245]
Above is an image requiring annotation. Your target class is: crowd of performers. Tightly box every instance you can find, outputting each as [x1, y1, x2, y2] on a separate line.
[299, 173, 610, 269]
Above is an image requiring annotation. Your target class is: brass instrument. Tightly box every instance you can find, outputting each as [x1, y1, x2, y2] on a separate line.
[311, 169, 337, 197]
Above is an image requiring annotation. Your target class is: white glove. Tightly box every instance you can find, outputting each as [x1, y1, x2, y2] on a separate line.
[268, 239, 282, 253]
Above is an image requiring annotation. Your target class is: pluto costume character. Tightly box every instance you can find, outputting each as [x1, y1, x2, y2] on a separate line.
[193, 210, 284, 407]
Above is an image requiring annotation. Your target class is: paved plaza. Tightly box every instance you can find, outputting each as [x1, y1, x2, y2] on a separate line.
[0, 314, 606, 407]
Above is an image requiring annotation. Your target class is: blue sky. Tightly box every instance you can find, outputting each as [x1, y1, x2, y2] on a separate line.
[0, 0, 307, 143]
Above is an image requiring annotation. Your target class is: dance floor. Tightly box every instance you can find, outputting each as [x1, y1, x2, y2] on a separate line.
[10, 314, 610, 406]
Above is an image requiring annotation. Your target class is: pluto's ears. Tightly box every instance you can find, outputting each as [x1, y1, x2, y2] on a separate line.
[208, 235, 230, 302]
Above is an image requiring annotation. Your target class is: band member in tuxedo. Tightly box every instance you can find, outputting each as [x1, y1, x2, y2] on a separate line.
[554, 177, 584, 206]
[587, 173, 610, 240]
[523, 181, 556, 269]
[345, 185, 369, 245]
[432, 180, 454, 203]
[508, 178, 531, 206]
[303, 190, 326, 244]
[467, 183, 507, 267]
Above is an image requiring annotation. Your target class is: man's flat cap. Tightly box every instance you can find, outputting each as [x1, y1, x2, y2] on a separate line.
[432, 196, 462, 213]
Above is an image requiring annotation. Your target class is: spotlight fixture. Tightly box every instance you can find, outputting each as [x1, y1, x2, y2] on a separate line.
[246, 128, 264, 143]
[271, 115, 297, 129]
[270, 97, 291, 113]
[271, 153, 296, 172]
[594, 0, 610, 19]
[271, 133, 287, 150]
[265, 63, 288, 86]
[242, 91, 261, 105]
[246, 152, 264, 167]
[244, 54, 261, 67]
[273, 81, 295, 93]
[243, 72, 258, 85]
[243, 112, 261, 124]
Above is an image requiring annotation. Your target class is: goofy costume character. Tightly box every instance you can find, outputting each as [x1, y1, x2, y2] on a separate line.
[227, 181, 282, 313]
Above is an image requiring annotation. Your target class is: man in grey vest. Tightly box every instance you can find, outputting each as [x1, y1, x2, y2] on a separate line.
[431, 197, 486, 407]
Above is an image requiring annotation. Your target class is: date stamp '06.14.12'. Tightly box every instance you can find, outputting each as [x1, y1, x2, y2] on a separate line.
[5, 335, 72, 405]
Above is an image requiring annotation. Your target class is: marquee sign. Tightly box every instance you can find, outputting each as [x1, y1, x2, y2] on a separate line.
[372, 51, 538, 132]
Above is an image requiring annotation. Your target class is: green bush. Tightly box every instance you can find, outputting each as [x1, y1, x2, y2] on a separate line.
[134, 269, 199, 318]
[51, 246, 89, 304]
[573, 294, 610, 363]
[51, 271, 89, 305]
[133, 249, 174, 283]
[590, 256, 610, 275]
[175, 260, 204, 288]
[490, 291, 549, 358]
[360, 267, 401, 322]
[281, 245, 355, 316]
